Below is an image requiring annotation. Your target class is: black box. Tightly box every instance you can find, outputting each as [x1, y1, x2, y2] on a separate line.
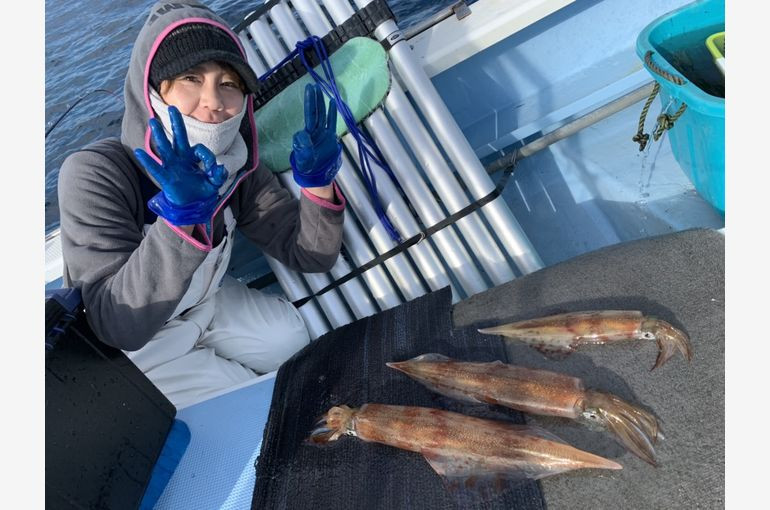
[45, 290, 176, 510]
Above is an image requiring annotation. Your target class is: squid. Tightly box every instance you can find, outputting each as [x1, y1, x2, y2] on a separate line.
[388, 354, 661, 465]
[309, 403, 621, 493]
[477, 310, 692, 371]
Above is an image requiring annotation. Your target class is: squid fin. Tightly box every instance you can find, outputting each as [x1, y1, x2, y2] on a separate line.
[421, 381, 486, 405]
[387, 355, 484, 404]
[420, 448, 550, 504]
[511, 423, 571, 444]
[531, 342, 576, 360]
[407, 353, 452, 362]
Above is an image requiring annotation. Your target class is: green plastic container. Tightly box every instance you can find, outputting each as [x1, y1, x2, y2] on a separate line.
[705, 31, 725, 75]
[636, 0, 725, 214]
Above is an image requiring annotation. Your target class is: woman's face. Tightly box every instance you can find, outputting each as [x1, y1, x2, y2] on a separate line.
[159, 61, 245, 124]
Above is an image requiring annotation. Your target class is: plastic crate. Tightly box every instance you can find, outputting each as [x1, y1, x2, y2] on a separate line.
[636, 0, 725, 213]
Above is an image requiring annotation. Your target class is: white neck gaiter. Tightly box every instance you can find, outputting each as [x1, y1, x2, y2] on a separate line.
[149, 88, 248, 193]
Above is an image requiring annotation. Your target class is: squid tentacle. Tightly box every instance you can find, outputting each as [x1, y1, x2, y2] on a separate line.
[308, 405, 356, 444]
[642, 318, 693, 371]
[582, 390, 661, 466]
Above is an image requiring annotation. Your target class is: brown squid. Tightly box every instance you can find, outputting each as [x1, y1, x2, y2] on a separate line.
[309, 403, 621, 493]
[387, 354, 661, 465]
[477, 310, 692, 370]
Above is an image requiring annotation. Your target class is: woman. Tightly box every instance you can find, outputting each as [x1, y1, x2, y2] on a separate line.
[57, 1, 345, 408]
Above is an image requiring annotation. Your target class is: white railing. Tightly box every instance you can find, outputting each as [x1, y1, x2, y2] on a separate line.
[239, 0, 543, 338]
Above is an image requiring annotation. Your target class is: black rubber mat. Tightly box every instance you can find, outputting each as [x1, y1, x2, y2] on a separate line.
[251, 287, 546, 510]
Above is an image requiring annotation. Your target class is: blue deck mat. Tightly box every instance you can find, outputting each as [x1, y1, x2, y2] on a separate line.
[154, 375, 276, 510]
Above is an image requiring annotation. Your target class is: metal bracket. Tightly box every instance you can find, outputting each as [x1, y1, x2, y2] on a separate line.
[381, 29, 405, 51]
[452, 1, 472, 20]
[403, 0, 473, 40]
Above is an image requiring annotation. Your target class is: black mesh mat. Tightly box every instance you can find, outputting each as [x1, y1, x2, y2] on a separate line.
[251, 287, 546, 509]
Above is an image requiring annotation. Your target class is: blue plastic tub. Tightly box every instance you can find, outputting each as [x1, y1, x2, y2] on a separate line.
[636, 0, 725, 213]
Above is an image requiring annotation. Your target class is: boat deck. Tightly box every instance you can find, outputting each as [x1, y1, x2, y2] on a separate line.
[155, 228, 724, 509]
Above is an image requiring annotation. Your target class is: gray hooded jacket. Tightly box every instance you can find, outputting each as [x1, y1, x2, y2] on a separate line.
[58, 1, 345, 351]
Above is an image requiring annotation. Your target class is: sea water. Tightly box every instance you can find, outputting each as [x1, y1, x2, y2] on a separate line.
[45, 0, 472, 234]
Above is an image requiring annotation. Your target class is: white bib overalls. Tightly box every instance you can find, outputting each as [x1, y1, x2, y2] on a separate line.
[126, 208, 310, 408]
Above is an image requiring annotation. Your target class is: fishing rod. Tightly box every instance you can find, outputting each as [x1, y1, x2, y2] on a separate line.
[45, 88, 121, 139]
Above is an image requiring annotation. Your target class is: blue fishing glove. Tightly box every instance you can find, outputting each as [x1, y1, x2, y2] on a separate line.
[289, 83, 342, 188]
[134, 106, 228, 226]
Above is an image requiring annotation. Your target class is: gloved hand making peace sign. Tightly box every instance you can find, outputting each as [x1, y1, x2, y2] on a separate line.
[135, 106, 228, 226]
[290, 83, 343, 188]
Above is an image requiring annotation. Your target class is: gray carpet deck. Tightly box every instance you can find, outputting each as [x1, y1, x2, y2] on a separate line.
[452, 228, 725, 509]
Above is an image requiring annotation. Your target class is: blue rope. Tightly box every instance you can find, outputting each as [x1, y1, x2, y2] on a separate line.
[259, 36, 403, 242]
[258, 49, 299, 82]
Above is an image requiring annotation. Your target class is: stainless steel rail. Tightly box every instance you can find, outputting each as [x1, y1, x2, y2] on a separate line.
[237, 0, 544, 337]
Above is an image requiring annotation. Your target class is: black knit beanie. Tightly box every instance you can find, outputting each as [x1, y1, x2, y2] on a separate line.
[149, 23, 259, 94]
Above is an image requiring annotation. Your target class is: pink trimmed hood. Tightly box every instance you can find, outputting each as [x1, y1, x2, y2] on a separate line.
[119, 0, 259, 187]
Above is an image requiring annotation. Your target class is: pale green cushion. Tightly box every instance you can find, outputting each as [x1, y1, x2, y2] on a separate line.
[255, 37, 391, 174]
